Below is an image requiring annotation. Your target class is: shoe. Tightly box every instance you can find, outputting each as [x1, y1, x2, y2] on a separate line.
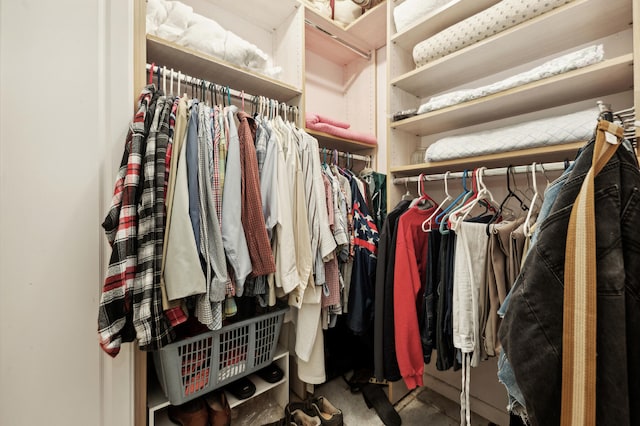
[286, 397, 342, 426]
[290, 409, 321, 426]
[256, 363, 284, 383]
[226, 376, 256, 400]
[361, 383, 401, 426]
[167, 398, 209, 426]
[309, 396, 343, 426]
[205, 391, 231, 426]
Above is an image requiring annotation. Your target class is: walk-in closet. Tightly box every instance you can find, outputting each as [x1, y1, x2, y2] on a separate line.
[1, 0, 639, 425]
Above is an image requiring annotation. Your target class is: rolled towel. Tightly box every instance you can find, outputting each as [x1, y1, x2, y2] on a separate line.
[306, 112, 351, 129]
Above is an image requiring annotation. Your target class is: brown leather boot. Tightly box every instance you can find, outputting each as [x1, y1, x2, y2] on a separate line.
[205, 391, 231, 426]
[167, 398, 209, 426]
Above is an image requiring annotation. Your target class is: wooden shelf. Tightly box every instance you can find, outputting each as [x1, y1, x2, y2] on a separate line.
[146, 35, 302, 102]
[305, 128, 378, 153]
[391, 0, 632, 98]
[390, 142, 585, 177]
[390, 0, 499, 52]
[303, 0, 386, 65]
[391, 54, 633, 136]
[344, 1, 387, 51]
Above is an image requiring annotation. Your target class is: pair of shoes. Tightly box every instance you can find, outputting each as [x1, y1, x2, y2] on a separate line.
[286, 396, 343, 426]
[225, 376, 256, 400]
[261, 408, 315, 426]
[167, 392, 231, 426]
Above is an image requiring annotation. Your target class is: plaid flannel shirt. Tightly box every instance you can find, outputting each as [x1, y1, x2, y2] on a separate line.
[99, 86, 158, 356]
[133, 94, 175, 351]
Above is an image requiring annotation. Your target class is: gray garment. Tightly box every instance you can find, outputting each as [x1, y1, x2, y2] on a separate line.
[194, 104, 226, 330]
[164, 101, 207, 301]
[294, 128, 321, 274]
[221, 106, 252, 295]
[186, 101, 201, 251]
[258, 118, 278, 240]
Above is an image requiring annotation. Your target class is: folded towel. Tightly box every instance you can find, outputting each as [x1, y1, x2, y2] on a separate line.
[306, 112, 351, 129]
[306, 121, 377, 146]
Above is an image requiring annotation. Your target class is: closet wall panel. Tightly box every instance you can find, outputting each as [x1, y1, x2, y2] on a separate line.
[1, 1, 136, 426]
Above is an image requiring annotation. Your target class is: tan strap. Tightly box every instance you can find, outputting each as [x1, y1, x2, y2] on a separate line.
[561, 120, 624, 425]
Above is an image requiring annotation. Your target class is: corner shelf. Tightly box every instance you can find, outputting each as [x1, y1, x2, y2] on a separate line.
[305, 128, 378, 153]
[146, 35, 302, 102]
[303, 0, 386, 65]
[391, 54, 633, 136]
[390, 142, 585, 177]
[390, 0, 499, 52]
[391, 0, 631, 98]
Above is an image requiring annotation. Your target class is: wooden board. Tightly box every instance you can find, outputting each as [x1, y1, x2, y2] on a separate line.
[389, 141, 585, 176]
[391, 55, 633, 136]
[391, 0, 631, 97]
[146, 36, 302, 102]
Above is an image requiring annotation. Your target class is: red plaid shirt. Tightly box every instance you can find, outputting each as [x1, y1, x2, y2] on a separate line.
[99, 86, 175, 356]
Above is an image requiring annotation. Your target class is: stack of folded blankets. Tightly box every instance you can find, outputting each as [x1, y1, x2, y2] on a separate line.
[146, 0, 282, 79]
[306, 113, 377, 145]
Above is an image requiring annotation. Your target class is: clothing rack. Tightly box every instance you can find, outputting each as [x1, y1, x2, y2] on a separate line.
[304, 19, 371, 60]
[145, 63, 299, 122]
[320, 147, 372, 165]
[392, 162, 568, 185]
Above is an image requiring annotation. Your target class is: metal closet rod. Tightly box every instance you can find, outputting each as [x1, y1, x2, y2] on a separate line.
[393, 162, 568, 185]
[322, 149, 372, 162]
[146, 63, 298, 110]
[304, 19, 371, 60]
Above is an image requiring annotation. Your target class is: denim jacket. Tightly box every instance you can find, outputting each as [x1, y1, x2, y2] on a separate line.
[499, 138, 640, 426]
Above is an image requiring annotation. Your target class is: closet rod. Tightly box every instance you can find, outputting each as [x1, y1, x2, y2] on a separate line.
[392, 162, 568, 185]
[321, 148, 371, 163]
[304, 19, 371, 60]
[146, 63, 294, 109]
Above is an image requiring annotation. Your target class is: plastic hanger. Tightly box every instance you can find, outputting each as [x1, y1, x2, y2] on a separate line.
[177, 71, 182, 97]
[148, 62, 155, 85]
[437, 170, 471, 230]
[523, 162, 540, 237]
[401, 180, 413, 201]
[162, 66, 167, 94]
[422, 171, 452, 232]
[169, 68, 174, 96]
[412, 173, 436, 210]
[450, 168, 497, 230]
[485, 165, 529, 235]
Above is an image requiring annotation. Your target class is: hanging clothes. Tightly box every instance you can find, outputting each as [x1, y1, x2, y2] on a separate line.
[221, 106, 252, 296]
[101, 87, 164, 355]
[373, 199, 410, 382]
[500, 128, 640, 425]
[393, 203, 438, 389]
[346, 177, 380, 335]
[237, 111, 277, 277]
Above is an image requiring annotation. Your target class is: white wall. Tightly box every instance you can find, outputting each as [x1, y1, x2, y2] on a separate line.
[0, 1, 135, 425]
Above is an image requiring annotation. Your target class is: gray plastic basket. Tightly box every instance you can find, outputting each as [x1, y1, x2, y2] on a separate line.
[153, 305, 287, 405]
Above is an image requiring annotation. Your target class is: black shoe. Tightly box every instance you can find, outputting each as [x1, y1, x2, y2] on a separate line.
[226, 376, 256, 400]
[256, 363, 284, 383]
[361, 383, 401, 426]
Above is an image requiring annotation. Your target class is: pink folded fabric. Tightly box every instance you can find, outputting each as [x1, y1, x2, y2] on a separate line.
[306, 121, 378, 146]
[305, 112, 351, 129]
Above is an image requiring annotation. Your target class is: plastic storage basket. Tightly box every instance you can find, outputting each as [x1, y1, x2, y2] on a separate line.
[153, 305, 288, 405]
